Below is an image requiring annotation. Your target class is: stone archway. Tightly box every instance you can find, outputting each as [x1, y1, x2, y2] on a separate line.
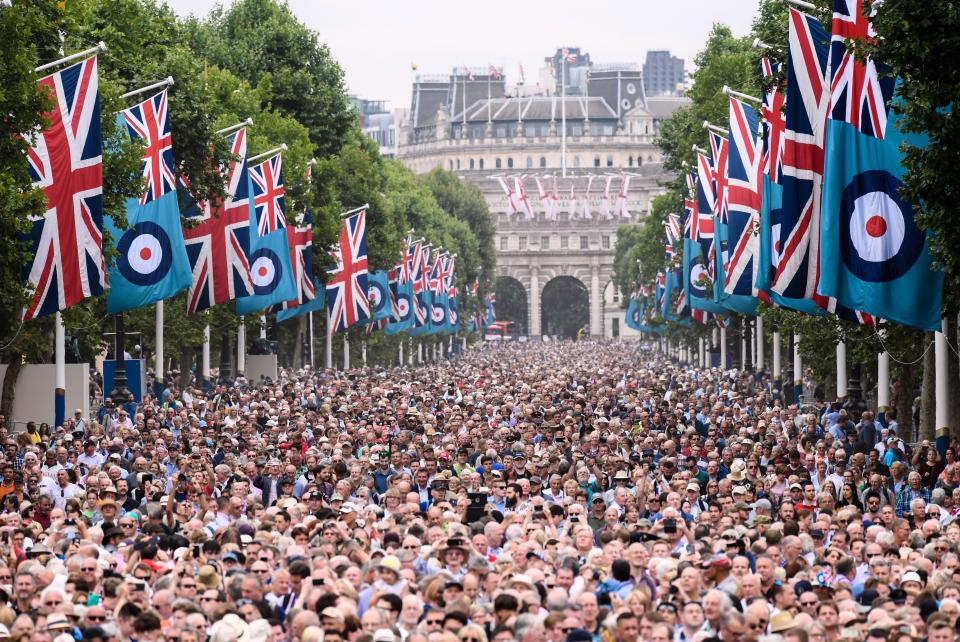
[541, 275, 589, 339]
[494, 276, 528, 336]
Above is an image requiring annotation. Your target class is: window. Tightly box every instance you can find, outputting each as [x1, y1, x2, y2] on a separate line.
[495, 158, 502, 169]
[507, 158, 514, 169]
[449, 160, 454, 170]
[518, 236, 527, 251]
[628, 156, 633, 167]
[613, 288, 621, 303]
[612, 317, 620, 338]
[606, 155, 614, 167]
[594, 156, 601, 168]
[602, 235, 610, 249]
[541, 235, 550, 250]
[560, 236, 569, 249]
[526, 156, 533, 168]
[580, 235, 589, 250]
[637, 156, 643, 167]
[469, 158, 475, 169]
[574, 156, 580, 168]
[479, 158, 484, 169]
[525, 124, 537, 137]
[500, 236, 508, 251]
[539, 156, 546, 168]
[496, 125, 507, 137]
[456, 159, 461, 169]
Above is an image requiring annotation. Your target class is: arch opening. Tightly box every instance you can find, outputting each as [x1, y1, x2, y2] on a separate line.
[494, 276, 528, 337]
[541, 276, 589, 339]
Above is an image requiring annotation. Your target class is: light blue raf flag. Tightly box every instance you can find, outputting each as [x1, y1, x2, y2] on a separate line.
[276, 278, 325, 322]
[106, 191, 192, 313]
[447, 295, 461, 332]
[365, 271, 392, 323]
[684, 238, 726, 315]
[819, 99, 943, 330]
[385, 279, 414, 335]
[625, 296, 641, 331]
[236, 167, 297, 315]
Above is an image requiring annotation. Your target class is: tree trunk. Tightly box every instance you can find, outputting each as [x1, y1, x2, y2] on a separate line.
[920, 331, 936, 441]
[1, 352, 23, 422]
[179, 346, 192, 391]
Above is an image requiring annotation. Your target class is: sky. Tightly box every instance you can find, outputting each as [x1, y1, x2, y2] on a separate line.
[163, 0, 760, 109]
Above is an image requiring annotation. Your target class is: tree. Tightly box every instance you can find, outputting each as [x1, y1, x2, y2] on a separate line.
[185, 0, 353, 158]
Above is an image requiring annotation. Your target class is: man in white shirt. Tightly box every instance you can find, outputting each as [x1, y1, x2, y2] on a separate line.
[77, 440, 106, 470]
[47, 469, 83, 509]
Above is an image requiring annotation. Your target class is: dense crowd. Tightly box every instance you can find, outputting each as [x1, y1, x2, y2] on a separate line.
[0, 340, 954, 642]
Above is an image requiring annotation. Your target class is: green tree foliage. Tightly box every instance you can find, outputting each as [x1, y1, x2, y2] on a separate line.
[185, 0, 353, 158]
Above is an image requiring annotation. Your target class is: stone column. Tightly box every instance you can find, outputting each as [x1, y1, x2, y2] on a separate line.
[590, 265, 601, 336]
[529, 267, 541, 337]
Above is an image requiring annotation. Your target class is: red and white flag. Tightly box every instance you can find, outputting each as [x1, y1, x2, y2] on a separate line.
[615, 175, 632, 218]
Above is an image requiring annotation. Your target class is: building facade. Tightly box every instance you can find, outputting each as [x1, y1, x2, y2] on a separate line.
[643, 50, 686, 96]
[396, 49, 689, 338]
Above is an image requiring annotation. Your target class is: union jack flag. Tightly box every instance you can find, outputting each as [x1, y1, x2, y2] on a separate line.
[724, 97, 763, 297]
[443, 254, 456, 296]
[534, 176, 552, 220]
[428, 255, 444, 295]
[326, 209, 370, 332]
[408, 240, 424, 293]
[278, 210, 315, 311]
[830, 0, 895, 139]
[693, 155, 715, 241]
[489, 65, 503, 79]
[562, 49, 576, 63]
[182, 128, 253, 314]
[121, 89, 175, 205]
[249, 153, 286, 235]
[761, 58, 787, 182]
[709, 132, 729, 222]
[22, 56, 104, 321]
[773, 8, 831, 307]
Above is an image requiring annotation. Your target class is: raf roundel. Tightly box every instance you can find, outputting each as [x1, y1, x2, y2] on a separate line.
[449, 307, 459, 325]
[396, 293, 411, 320]
[368, 281, 386, 313]
[431, 303, 445, 324]
[249, 248, 283, 295]
[117, 222, 173, 286]
[689, 261, 709, 299]
[840, 170, 925, 283]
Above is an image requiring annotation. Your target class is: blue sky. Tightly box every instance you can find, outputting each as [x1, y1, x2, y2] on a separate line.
[164, 0, 759, 109]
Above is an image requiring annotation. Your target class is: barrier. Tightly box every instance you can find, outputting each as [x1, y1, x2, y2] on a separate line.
[0, 363, 89, 429]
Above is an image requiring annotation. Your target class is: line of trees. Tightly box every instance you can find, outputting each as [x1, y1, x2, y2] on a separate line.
[612, 0, 960, 439]
[0, 0, 496, 410]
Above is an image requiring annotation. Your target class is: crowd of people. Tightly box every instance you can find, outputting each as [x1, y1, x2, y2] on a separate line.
[0, 339, 954, 642]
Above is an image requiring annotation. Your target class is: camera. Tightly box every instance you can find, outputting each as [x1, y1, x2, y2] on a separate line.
[663, 519, 677, 534]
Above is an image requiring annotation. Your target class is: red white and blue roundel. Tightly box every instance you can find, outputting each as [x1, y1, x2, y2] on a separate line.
[117, 221, 174, 286]
[249, 247, 284, 295]
[689, 261, 710, 299]
[449, 307, 459, 326]
[431, 302, 446, 324]
[630, 305, 641, 326]
[396, 291, 411, 321]
[368, 280, 388, 315]
[841, 170, 925, 283]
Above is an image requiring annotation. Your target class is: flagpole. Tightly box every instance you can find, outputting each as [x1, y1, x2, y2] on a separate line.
[462, 67, 467, 129]
[488, 68, 492, 124]
[155, 300, 164, 390]
[247, 144, 287, 163]
[54, 312, 65, 428]
[215, 118, 253, 135]
[722, 86, 762, 105]
[561, 53, 567, 178]
[324, 309, 333, 370]
[35, 41, 106, 73]
[121, 76, 174, 101]
[237, 317, 246, 377]
[308, 312, 315, 370]
[202, 325, 211, 382]
[340, 203, 370, 219]
[702, 121, 729, 135]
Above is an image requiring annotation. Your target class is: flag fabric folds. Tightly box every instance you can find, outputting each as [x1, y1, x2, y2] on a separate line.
[182, 128, 254, 314]
[22, 56, 105, 320]
[106, 89, 191, 313]
[326, 209, 370, 332]
[818, 1, 942, 330]
[365, 271, 392, 324]
[236, 155, 296, 315]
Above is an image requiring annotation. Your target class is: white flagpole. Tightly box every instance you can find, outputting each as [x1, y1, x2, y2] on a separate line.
[561, 53, 567, 178]
[121, 76, 174, 101]
[237, 318, 246, 376]
[202, 325, 211, 381]
[155, 301, 164, 387]
[247, 144, 287, 163]
[344, 335, 350, 370]
[54, 312, 65, 427]
[35, 41, 106, 73]
[216, 118, 253, 135]
[308, 312, 315, 370]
